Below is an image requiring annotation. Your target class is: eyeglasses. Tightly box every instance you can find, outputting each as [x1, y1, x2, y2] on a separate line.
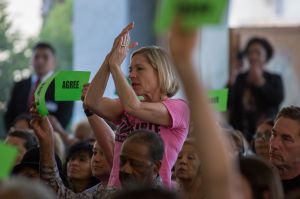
[253, 131, 272, 141]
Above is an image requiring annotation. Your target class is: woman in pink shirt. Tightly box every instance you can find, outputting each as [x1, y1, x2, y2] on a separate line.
[85, 23, 189, 188]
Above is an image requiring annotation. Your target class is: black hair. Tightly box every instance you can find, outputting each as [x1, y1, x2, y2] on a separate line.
[32, 42, 56, 55]
[65, 142, 99, 188]
[66, 142, 93, 163]
[125, 130, 164, 162]
[12, 113, 32, 127]
[275, 106, 300, 123]
[244, 37, 274, 62]
[7, 130, 38, 151]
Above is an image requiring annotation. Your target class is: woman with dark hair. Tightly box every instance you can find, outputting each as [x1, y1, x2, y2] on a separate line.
[229, 37, 284, 141]
[65, 142, 99, 193]
[239, 156, 284, 199]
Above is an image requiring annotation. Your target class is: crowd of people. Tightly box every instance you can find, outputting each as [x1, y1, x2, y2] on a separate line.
[1, 21, 299, 199]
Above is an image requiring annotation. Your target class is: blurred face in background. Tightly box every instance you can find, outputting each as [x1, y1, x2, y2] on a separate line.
[247, 42, 267, 68]
[254, 122, 273, 160]
[31, 48, 55, 77]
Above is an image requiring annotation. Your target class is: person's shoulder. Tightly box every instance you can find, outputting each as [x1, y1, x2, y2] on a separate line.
[13, 76, 31, 87]
[162, 98, 189, 114]
[163, 98, 188, 106]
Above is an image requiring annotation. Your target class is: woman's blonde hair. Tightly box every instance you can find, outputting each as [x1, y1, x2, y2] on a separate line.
[131, 46, 179, 97]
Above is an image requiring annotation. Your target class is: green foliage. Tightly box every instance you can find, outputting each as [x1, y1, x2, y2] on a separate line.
[0, 0, 34, 137]
[39, 0, 73, 70]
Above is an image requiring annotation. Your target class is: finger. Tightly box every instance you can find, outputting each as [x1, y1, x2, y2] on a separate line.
[119, 22, 134, 36]
[128, 41, 138, 49]
[30, 119, 43, 138]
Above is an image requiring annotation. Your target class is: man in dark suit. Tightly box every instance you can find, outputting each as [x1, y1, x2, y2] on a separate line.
[4, 42, 73, 130]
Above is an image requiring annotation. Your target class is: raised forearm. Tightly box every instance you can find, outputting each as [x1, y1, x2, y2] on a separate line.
[87, 115, 114, 167]
[110, 65, 140, 111]
[174, 61, 236, 199]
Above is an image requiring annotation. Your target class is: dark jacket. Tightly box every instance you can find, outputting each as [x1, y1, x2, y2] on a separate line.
[228, 71, 284, 140]
[4, 76, 73, 130]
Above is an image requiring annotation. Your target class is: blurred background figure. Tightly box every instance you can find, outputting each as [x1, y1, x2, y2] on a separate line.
[11, 147, 68, 185]
[74, 120, 95, 142]
[0, 177, 57, 199]
[4, 42, 74, 132]
[253, 119, 273, 161]
[229, 37, 284, 141]
[4, 129, 38, 165]
[227, 51, 245, 87]
[239, 156, 284, 199]
[11, 114, 32, 130]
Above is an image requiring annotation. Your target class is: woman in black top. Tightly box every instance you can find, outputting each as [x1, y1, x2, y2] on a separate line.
[229, 37, 284, 141]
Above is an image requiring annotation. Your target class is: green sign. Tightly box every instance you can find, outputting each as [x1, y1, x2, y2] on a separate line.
[55, 71, 91, 101]
[155, 0, 228, 33]
[0, 141, 18, 179]
[208, 88, 228, 112]
[34, 72, 58, 116]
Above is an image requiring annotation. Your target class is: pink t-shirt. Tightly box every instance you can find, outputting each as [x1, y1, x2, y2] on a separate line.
[108, 98, 190, 188]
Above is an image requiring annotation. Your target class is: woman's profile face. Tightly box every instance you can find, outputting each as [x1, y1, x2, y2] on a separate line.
[247, 42, 267, 68]
[174, 144, 200, 181]
[129, 54, 160, 99]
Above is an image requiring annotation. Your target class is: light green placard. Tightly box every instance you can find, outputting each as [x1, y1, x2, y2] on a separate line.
[0, 141, 18, 179]
[154, 0, 177, 33]
[154, 0, 228, 33]
[34, 72, 58, 116]
[208, 88, 228, 112]
[55, 71, 91, 101]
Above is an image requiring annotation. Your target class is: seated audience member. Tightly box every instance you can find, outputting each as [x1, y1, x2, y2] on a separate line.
[74, 120, 95, 142]
[81, 83, 115, 167]
[11, 147, 68, 185]
[48, 115, 77, 147]
[269, 106, 300, 194]
[174, 138, 203, 199]
[239, 156, 283, 199]
[253, 119, 273, 160]
[4, 129, 38, 164]
[227, 128, 252, 157]
[84, 23, 189, 188]
[12, 113, 32, 129]
[0, 177, 57, 199]
[31, 112, 166, 198]
[65, 142, 99, 193]
[53, 131, 66, 163]
[31, 113, 112, 198]
[228, 37, 284, 141]
[119, 130, 164, 189]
